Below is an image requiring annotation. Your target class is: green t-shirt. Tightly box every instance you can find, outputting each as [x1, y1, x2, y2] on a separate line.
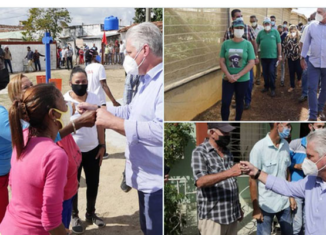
[256, 29, 281, 59]
[219, 39, 255, 82]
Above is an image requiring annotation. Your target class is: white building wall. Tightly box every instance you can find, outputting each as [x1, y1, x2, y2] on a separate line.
[5, 43, 57, 73]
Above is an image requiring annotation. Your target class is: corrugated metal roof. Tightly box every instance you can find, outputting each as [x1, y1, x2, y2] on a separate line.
[0, 31, 24, 40]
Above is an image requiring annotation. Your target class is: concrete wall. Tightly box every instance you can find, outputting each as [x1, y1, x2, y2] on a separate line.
[2, 42, 56, 73]
[164, 69, 223, 121]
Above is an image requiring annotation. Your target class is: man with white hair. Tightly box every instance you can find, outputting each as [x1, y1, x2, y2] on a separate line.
[289, 122, 325, 235]
[241, 128, 326, 235]
[78, 22, 163, 235]
[301, 8, 326, 121]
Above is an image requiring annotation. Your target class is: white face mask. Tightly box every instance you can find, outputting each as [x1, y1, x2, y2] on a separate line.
[123, 47, 145, 76]
[234, 29, 244, 39]
[251, 22, 257, 27]
[264, 25, 271, 31]
[316, 13, 324, 22]
[302, 156, 326, 176]
[291, 32, 296, 37]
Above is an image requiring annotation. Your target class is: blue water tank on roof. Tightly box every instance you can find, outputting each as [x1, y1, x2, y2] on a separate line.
[104, 16, 119, 30]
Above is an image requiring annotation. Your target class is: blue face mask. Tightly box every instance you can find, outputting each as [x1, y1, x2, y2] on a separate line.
[279, 127, 290, 139]
[271, 21, 275, 26]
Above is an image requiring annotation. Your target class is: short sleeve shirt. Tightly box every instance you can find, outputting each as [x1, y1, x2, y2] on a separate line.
[85, 63, 107, 105]
[219, 39, 255, 82]
[256, 29, 281, 59]
[250, 133, 291, 213]
[191, 139, 241, 224]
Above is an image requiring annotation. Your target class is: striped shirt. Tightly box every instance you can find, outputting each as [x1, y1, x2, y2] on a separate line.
[191, 139, 241, 225]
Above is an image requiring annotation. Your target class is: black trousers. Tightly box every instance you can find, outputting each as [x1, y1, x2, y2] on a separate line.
[67, 57, 73, 69]
[72, 145, 100, 217]
[288, 58, 303, 88]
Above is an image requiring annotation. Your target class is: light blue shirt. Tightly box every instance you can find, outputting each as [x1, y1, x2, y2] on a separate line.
[301, 21, 326, 68]
[250, 133, 291, 213]
[107, 63, 163, 193]
[0, 106, 12, 176]
[266, 175, 326, 235]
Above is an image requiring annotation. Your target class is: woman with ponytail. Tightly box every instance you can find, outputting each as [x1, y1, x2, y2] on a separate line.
[0, 84, 68, 235]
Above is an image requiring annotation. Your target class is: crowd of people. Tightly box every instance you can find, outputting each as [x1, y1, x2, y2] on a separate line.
[192, 122, 326, 235]
[219, 8, 326, 121]
[0, 22, 163, 235]
[56, 40, 125, 70]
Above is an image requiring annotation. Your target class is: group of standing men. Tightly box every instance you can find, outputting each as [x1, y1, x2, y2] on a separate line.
[192, 122, 326, 235]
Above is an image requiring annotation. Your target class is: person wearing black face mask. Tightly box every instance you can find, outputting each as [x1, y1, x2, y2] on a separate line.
[191, 123, 243, 235]
[63, 66, 106, 232]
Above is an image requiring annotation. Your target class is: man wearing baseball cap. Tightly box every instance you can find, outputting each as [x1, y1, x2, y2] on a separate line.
[256, 17, 282, 97]
[191, 123, 243, 235]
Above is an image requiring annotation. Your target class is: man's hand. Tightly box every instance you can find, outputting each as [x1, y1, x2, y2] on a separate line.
[252, 208, 264, 222]
[95, 146, 105, 166]
[255, 58, 259, 65]
[228, 164, 242, 177]
[300, 59, 307, 70]
[113, 100, 121, 106]
[240, 161, 258, 177]
[95, 108, 115, 129]
[294, 164, 302, 171]
[290, 197, 297, 211]
[77, 102, 98, 114]
[74, 110, 96, 128]
[227, 74, 237, 83]
[278, 56, 283, 62]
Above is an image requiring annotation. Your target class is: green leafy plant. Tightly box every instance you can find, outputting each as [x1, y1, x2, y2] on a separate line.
[164, 123, 193, 167]
[164, 184, 187, 235]
[164, 123, 193, 234]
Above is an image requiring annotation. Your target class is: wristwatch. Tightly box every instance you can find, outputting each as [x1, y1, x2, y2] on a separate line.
[99, 144, 106, 150]
[254, 169, 261, 179]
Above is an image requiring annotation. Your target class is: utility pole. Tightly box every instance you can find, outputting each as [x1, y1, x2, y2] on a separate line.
[146, 8, 151, 22]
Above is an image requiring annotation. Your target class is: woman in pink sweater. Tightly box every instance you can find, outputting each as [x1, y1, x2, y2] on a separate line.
[0, 84, 68, 235]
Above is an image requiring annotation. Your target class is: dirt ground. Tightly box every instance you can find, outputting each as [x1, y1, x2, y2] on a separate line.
[193, 67, 314, 121]
[0, 65, 142, 234]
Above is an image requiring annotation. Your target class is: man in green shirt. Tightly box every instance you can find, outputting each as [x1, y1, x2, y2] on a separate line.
[256, 17, 282, 97]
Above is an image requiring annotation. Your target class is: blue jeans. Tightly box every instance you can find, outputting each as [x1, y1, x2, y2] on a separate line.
[62, 197, 73, 229]
[221, 80, 250, 121]
[261, 58, 277, 91]
[301, 56, 309, 97]
[307, 60, 326, 119]
[138, 189, 162, 235]
[293, 197, 305, 235]
[257, 207, 293, 235]
[245, 69, 254, 105]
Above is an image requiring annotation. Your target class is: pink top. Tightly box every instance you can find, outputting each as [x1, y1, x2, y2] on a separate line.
[0, 129, 68, 234]
[57, 134, 82, 200]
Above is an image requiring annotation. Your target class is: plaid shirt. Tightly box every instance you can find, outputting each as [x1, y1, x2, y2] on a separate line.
[223, 24, 256, 41]
[191, 139, 241, 225]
